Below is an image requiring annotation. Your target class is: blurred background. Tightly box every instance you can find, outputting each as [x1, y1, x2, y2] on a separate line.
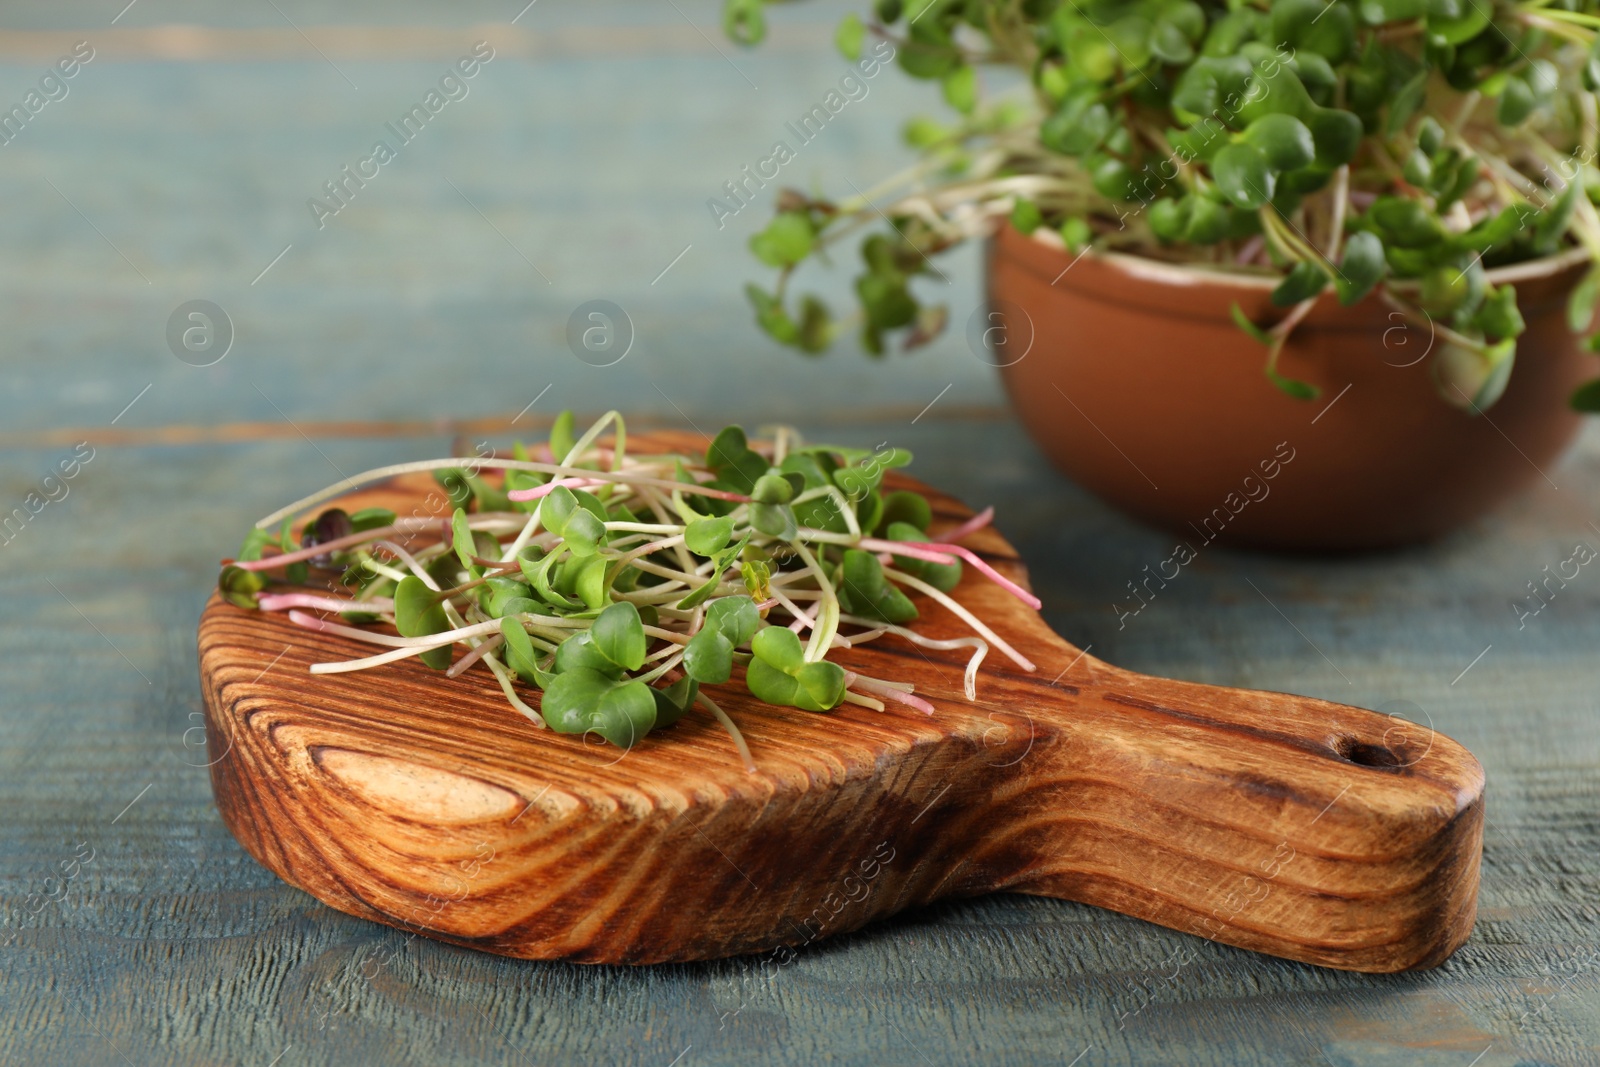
[0, 0, 994, 433]
[3, 3, 1598, 1066]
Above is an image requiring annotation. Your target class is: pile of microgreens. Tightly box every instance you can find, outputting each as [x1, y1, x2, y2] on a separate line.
[726, 0, 1600, 413]
[217, 411, 1038, 770]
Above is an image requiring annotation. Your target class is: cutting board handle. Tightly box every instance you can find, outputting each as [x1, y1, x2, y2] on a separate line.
[978, 655, 1484, 972]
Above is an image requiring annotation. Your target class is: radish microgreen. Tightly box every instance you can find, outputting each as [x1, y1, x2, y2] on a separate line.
[220, 411, 1038, 770]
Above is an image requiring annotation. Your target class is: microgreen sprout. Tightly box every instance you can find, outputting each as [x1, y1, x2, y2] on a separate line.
[218, 412, 1035, 770]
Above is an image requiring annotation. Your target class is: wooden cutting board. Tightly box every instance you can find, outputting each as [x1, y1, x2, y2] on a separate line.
[197, 432, 1484, 973]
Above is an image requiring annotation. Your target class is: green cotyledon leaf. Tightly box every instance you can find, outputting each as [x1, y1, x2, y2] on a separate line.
[394, 576, 452, 670]
[835, 548, 919, 624]
[683, 596, 761, 684]
[746, 626, 847, 712]
[541, 668, 659, 748]
[588, 600, 647, 672]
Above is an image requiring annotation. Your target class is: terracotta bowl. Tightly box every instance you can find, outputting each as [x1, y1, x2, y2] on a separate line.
[988, 225, 1594, 550]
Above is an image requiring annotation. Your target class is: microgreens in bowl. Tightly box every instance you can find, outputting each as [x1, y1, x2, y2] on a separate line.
[217, 412, 1037, 770]
[725, 0, 1600, 411]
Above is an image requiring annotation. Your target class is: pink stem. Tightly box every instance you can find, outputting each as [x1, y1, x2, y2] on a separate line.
[845, 673, 936, 715]
[506, 476, 600, 502]
[854, 537, 958, 565]
[937, 544, 1043, 610]
[259, 593, 395, 614]
[287, 611, 397, 645]
[877, 688, 935, 715]
[448, 634, 502, 678]
[230, 524, 399, 571]
[230, 514, 468, 573]
[863, 538, 1043, 611]
[934, 506, 994, 544]
[287, 610, 353, 635]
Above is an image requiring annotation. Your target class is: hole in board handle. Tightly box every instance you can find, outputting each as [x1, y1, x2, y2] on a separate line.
[1333, 735, 1403, 769]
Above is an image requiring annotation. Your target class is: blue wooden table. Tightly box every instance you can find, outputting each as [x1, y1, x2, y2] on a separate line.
[2, 3, 1597, 1065]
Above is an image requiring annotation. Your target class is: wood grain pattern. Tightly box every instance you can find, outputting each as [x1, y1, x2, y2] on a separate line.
[199, 432, 1485, 973]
